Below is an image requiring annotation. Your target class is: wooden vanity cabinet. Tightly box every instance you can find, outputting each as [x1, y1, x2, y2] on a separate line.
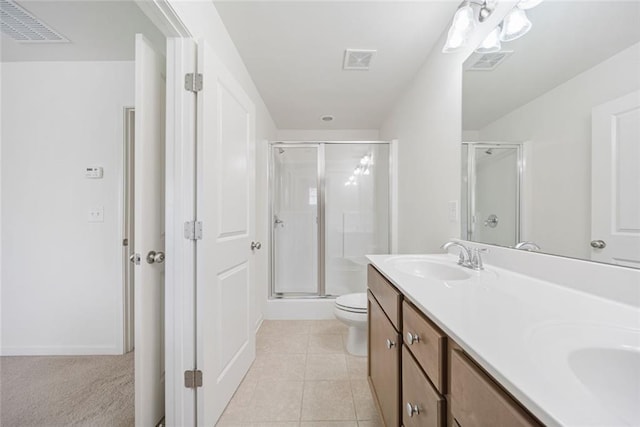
[368, 264, 543, 427]
[368, 291, 401, 427]
[402, 346, 445, 427]
[448, 347, 542, 427]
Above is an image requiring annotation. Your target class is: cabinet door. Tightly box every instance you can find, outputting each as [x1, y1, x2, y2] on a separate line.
[403, 346, 444, 427]
[450, 349, 542, 427]
[368, 291, 400, 427]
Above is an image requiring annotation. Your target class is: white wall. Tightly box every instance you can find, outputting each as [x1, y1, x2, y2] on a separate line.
[476, 43, 640, 259]
[378, 3, 514, 253]
[276, 129, 380, 141]
[1, 61, 134, 355]
[168, 2, 278, 327]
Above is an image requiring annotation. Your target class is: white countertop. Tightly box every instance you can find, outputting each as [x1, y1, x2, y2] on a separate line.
[367, 253, 640, 427]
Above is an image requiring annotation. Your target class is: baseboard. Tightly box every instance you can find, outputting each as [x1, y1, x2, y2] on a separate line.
[0, 345, 123, 356]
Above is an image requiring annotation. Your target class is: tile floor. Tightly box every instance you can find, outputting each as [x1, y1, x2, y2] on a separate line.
[216, 320, 383, 427]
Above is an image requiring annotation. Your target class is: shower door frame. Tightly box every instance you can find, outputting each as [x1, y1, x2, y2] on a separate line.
[269, 140, 391, 299]
[462, 141, 523, 244]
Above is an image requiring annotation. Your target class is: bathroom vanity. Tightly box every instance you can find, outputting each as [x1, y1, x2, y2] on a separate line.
[366, 251, 640, 427]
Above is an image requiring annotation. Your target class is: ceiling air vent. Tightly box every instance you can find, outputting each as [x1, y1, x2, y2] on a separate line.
[0, 0, 68, 42]
[466, 51, 514, 71]
[343, 49, 376, 70]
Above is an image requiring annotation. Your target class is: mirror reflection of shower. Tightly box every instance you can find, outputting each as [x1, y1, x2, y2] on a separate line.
[270, 142, 390, 298]
[462, 142, 523, 247]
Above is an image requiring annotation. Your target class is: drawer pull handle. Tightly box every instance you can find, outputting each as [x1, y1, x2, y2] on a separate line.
[385, 339, 396, 349]
[406, 402, 420, 417]
[406, 332, 420, 345]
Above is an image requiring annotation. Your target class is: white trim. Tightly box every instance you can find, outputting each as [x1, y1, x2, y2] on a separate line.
[135, 0, 192, 38]
[390, 139, 399, 254]
[1, 346, 122, 356]
[165, 37, 197, 427]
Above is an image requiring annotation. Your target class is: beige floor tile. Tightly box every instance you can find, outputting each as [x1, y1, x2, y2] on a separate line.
[245, 381, 304, 422]
[301, 380, 356, 421]
[308, 334, 345, 354]
[349, 379, 372, 401]
[357, 420, 383, 427]
[257, 333, 310, 354]
[259, 320, 314, 336]
[217, 400, 246, 426]
[346, 355, 367, 379]
[309, 320, 348, 335]
[300, 422, 358, 427]
[253, 353, 307, 381]
[243, 422, 300, 427]
[353, 398, 378, 421]
[305, 354, 348, 380]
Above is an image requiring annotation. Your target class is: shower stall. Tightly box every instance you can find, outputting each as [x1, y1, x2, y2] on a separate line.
[270, 141, 390, 299]
[462, 142, 522, 247]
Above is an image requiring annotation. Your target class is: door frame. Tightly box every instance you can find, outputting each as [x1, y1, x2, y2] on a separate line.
[133, 1, 196, 426]
[122, 107, 135, 354]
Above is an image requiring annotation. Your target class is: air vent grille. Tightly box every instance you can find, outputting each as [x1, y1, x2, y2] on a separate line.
[343, 49, 376, 70]
[467, 51, 514, 71]
[1, 0, 68, 42]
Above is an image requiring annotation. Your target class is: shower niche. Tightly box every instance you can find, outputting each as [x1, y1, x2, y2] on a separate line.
[270, 142, 390, 299]
[462, 142, 523, 247]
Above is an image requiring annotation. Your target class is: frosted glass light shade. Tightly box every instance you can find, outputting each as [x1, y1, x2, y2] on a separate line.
[517, 0, 544, 10]
[476, 27, 501, 53]
[442, 5, 477, 53]
[500, 8, 532, 42]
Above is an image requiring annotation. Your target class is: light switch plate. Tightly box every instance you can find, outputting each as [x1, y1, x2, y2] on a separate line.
[448, 200, 459, 223]
[88, 206, 104, 223]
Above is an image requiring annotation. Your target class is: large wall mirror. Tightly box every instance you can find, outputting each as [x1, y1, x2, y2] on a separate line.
[462, 0, 640, 268]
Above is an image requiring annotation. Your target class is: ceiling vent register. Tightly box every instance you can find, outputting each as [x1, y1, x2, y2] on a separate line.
[0, 0, 68, 42]
[467, 51, 514, 71]
[343, 49, 376, 70]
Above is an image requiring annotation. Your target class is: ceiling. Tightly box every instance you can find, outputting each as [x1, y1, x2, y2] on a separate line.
[1, 1, 165, 62]
[214, 1, 460, 130]
[462, 1, 640, 130]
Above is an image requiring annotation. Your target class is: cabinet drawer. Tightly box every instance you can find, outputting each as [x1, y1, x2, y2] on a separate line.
[402, 346, 444, 427]
[450, 349, 542, 427]
[368, 264, 402, 330]
[368, 291, 401, 427]
[403, 300, 446, 393]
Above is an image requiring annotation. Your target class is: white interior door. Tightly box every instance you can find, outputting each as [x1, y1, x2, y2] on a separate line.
[591, 90, 640, 267]
[134, 33, 166, 426]
[196, 40, 256, 425]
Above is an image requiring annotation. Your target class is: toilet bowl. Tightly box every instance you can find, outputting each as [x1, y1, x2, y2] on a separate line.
[334, 293, 368, 356]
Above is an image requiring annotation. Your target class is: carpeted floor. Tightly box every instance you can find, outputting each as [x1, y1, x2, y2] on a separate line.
[0, 352, 134, 427]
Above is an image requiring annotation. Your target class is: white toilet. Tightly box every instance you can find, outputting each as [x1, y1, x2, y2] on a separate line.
[334, 292, 368, 356]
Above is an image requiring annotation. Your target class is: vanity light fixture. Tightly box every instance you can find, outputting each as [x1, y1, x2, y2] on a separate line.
[515, 0, 544, 10]
[500, 7, 532, 42]
[442, 0, 496, 53]
[475, 26, 502, 53]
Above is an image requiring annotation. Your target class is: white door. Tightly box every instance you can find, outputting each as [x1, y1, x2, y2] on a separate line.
[134, 33, 166, 426]
[196, 41, 257, 425]
[591, 90, 640, 267]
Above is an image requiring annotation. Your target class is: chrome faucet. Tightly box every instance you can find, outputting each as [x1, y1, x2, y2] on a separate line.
[442, 241, 486, 271]
[515, 241, 540, 251]
[442, 241, 472, 267]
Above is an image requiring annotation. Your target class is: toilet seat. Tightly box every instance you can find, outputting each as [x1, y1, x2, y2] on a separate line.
[335, 293, 367, 313]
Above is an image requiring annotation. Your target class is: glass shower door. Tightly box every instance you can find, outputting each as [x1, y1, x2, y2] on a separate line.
[324, 143, 390, 296]
[463, 143, 521, 247]
[271, 145, 319, 296]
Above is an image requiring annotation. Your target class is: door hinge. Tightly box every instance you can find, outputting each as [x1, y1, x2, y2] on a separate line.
[184, 220, 203, 240]
[185, 73, 203, 92]
[184, 369, 203, 388]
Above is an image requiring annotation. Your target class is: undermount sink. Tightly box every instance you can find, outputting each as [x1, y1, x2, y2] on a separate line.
[388, 256, 471, 281]
[569, 347, 640, 424]
[528, 322, 640, 425]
